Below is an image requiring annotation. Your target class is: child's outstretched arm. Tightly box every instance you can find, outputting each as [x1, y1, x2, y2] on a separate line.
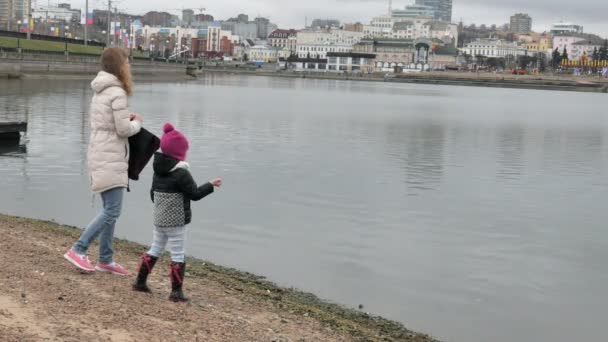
[177, 171, 220, 201]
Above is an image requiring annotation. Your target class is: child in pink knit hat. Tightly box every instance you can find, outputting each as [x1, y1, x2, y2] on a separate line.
[133, 123, 222, 302]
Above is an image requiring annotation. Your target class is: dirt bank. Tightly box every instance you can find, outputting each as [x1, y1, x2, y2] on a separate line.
[0, 214, 437, 342]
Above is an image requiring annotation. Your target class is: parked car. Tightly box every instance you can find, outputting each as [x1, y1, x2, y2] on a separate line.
[511, 68, 527, 75]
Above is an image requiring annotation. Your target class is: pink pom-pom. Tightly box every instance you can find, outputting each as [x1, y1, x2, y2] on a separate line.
[163, 123, 174, 134]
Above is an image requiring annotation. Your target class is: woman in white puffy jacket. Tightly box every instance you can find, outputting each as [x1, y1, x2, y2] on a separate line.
[64, 48, 143, 275]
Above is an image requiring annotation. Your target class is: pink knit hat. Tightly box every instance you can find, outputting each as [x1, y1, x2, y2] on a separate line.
[160, 123, 189, 161]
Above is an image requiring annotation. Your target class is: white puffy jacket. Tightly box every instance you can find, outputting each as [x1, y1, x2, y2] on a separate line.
[88, 71, 141, 193]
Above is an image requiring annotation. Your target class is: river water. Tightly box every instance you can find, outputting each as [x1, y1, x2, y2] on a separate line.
[1, 75, 607, 342]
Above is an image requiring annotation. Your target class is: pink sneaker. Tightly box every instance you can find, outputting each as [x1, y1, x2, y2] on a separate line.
[95, 262, 130, 276]
[64, 249, 95, 272]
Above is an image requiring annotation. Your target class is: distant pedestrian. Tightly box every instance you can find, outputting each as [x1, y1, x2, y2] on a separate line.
[64, 48, 143, 275]
[132, 123, 222, 302]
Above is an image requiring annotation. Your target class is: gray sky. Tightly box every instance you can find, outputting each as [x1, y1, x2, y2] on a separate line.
[68, 0, 608, 37]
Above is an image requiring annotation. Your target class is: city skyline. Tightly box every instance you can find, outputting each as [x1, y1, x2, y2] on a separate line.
[50, 0, 607, 37]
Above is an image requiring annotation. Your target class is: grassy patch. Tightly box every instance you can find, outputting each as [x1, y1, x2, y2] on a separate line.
[0, 36, 104, 55]
[0, 37, 18, 48]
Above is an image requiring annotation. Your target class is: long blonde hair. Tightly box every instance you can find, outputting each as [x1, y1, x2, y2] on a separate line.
[100, 48, 133, 96]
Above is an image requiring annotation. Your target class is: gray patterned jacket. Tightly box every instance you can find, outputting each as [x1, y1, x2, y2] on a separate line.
[151, 152, 214, 230]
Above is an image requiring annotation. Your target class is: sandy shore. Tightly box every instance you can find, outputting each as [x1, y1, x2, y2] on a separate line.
[0, 214, 437, 342]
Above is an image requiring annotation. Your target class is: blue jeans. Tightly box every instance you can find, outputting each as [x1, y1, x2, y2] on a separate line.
[147, 226, 187, 263]
[73, 187, 124, 264]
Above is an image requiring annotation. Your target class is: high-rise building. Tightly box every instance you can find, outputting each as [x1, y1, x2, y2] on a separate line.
[0, 0, 29, 31]
[392, 4, 435, 21]
[510, 13, 532, 34]
[414, 0, 452, 22]
[182, 9, 194, 26]
[237, 14, 249, 23]
[254, 17, 277, 39]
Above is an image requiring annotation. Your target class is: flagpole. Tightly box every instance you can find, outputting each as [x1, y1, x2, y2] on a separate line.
[27, 0, 31, 39]
[84, 0, 88, 45]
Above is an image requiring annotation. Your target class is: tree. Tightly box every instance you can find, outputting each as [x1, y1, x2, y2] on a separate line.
[537, 53, 547, 72]
[551, 48, 562, 68]
[599, 39, 608, 60]
[517, 55, 535, 69]
[592, 47, 599, 61]
[562, 47, 569, 61]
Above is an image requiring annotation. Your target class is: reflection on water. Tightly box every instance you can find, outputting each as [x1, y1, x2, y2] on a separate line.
[1, 76, 608, 342]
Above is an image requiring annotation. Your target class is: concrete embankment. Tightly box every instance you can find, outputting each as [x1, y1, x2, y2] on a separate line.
[0, 214, 437, 341]
[202, 67, 608, 93]
[0, 52, 188, 81]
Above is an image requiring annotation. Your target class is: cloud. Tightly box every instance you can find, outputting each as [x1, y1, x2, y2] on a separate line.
[67, 0, 608, 37]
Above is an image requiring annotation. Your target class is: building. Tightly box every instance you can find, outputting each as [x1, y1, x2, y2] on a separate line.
[570, 38, 604, 60]
[246, 45, 290, 62]
[93, 10, 142, 32]
[142, 11, 173, 27]
[135, 24, 237, 57]
[414, 0, 452, 22]
[523, 34, 552, 53]
[182, 9, 194, 26]
[461, 39, 527, 58]
[363, 15, 394, 38]
[550, 22, 583, 35]
[392, 5, 435, 21]
[222, 21, 257, 40]
[194, 14, 214, 22]
[268, 29, 298, 53]
[192, 35, 235, 58]
[552, 35, 588, 57]
[1, 0, 29, 30]
[281, 57, 328, 72]
[326, 52, 376, 73]
[32, 4, 80, 23]
[344, 22, 364, 32]
[254, 17, 277, 39]
[237, 14, 249, 23]
[296, 28, 364, 58]
[510, 13, 532, 34]
[354, 38, 416, 71]
[310, 19, 340, 29]
[428, 45, 460, 69]
[390, 18, 457, 44]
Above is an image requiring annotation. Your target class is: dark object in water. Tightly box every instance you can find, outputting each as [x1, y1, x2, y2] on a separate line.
[0, 121, 27, 143]
[0, 143, 27, 155]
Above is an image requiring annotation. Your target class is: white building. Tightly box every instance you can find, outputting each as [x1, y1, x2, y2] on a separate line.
[461, 39, 527, 58]
[296, 28, 364, 58]
[570, 39, 604, 60]
[32, 5, 80, 23]
[552, 35, 586, 57]
[268, 29, 298, 53]
[326, 52, 376, 73]
[363, 15, 394, 38]
[246, 45, 290, 62]
[550, 22, 583, 35]
[391, 18, 457, 43]
[391, 18, 431, 39]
